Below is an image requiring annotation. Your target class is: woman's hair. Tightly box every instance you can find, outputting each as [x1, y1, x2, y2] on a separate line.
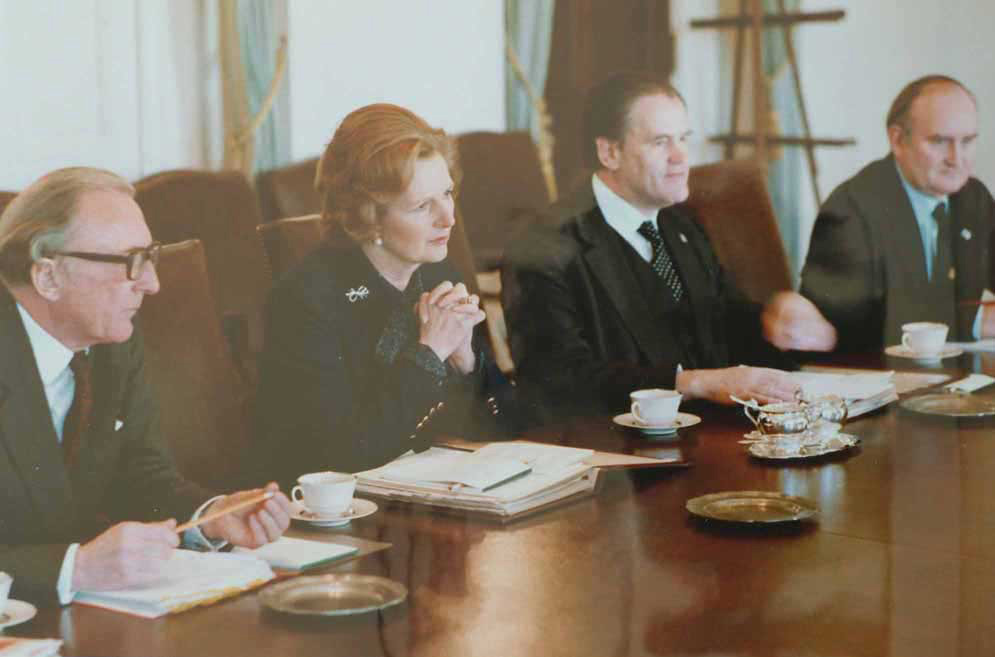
[315, 103, 460, 242]
[0, 167, 134, 286]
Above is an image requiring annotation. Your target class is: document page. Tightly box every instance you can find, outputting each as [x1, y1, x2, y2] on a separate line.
[790, 371, 894, 400]
[472, 442, 593, 474]
[375, 447, 532, 490]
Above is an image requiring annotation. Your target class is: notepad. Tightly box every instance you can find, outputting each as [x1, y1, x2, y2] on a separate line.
[946, 373, 995, 392]
[236, 537, 359, 571]
[0, 637, 62, 657]
[74, 550, 274, 618]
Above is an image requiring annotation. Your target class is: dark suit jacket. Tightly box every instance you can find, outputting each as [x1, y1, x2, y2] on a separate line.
[502, 185, 788, 419]
[0, 289, 210, 605]
[801, 154, 995, 351]
[255, 242, 516, 484]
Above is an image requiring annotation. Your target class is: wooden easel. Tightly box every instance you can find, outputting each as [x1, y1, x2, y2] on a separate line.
[691, 0, 854, 205]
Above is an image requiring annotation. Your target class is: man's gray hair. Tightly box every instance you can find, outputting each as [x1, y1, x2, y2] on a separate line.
[0, 167, 135, 287]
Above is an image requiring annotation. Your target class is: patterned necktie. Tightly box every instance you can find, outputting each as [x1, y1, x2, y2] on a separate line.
[62, 351, 93, 468]
[932, 202, 952, 282]
[638, 220, 685, 301]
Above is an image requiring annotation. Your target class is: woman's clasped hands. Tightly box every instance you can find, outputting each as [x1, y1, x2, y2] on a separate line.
[416, 281, 485, 374]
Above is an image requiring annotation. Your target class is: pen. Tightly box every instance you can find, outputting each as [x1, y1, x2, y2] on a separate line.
[174, 491, 275, 533]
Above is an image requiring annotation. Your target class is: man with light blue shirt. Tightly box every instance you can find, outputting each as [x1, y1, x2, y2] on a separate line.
[765, 75, 995, 352]
[0, 167, 292, 605]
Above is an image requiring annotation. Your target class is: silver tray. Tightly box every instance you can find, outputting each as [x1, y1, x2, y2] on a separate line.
[686, 491, 818, 523]
[900, 392, 995, 417]
[259, 574, 407, 616]
[747, 433, 860, 460]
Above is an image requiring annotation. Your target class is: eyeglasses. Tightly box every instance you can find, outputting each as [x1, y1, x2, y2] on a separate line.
[49, 242, 162, 281]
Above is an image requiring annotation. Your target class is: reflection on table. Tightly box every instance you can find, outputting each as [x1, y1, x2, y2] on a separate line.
[10, 353, 995, 656]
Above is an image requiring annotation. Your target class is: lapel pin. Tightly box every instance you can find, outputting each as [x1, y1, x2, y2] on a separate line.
[679, 233, 688, 244]
[961, 228, 972, 240]
[948, 267, 956, 281]
[345, 286, 370, 303]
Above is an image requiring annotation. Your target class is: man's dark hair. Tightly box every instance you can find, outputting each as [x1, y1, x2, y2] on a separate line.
[582, 72, 685, 169]
[886, 74, 976, 131]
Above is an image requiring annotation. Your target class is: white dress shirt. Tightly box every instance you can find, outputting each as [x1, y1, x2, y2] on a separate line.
[15, 303, 224, 605]
[591, 173, 658, 263]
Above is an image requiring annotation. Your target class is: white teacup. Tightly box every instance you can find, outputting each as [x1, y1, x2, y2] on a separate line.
[630, 389, 682, 426]
[0, 571, 11, 615]
[901, 322, 948, 356]
[292, 472, 356, 516]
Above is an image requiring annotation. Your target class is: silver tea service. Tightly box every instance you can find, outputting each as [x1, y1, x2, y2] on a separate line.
[735, 394, 848, 435]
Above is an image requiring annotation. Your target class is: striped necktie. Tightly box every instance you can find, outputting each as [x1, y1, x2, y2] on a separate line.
[638, 220, 685, 301]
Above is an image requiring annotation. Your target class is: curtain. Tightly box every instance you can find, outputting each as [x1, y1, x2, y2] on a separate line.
[237, 0, 290, 174]
[504, 0, 555, 141]
[762, 0, 804, 282]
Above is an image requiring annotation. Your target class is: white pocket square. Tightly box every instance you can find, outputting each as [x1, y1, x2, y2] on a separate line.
[114, 420, 124, 431]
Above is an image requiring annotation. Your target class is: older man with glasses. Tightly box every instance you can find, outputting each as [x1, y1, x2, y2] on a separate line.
[0, 167, 292, 606]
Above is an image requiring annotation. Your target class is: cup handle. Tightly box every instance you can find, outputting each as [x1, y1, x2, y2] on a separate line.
[631, 402, 646, 425]
[901, 333, 912, 351]
[744, 405, 762, 430]
[291, 485, 303, 503]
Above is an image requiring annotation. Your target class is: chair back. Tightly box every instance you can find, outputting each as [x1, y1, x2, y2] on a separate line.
[685, 159, 792, 304]
[255, 158, 321, 223]
[258, 214, 480, 294]
[137, 239, 253, 490]
[257, 214, 325, 280]
[455, 131, 551, 269]
[134, 169, 272, 329]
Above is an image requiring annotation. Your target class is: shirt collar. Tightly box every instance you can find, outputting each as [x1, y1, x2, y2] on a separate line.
[591, 173, 659, 237]
[896, 161, 948, 215]
[15, 302, 75, 386]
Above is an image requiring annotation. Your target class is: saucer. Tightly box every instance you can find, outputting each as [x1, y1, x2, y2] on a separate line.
[0, 600, 37, 629]
[885, 344, 963, 360]
[613, 412, 701, 437]
[290, 499, 378, 527]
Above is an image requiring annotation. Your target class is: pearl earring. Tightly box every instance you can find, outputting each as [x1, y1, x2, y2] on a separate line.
[373, 234, 384, 246]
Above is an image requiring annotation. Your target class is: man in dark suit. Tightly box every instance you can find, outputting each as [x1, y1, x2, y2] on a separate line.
[0, 168, 292, 605]
[765, 75, 995, 352]
[503, 73, 799, 418]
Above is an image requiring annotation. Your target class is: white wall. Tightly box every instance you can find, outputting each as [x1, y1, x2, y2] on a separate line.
[673, 0, 995, 267]
[0, 0, 504, 189]
[287, 0, 506, 161]
[0, 1, 142, 188]
[797, 0, 995, 252]
[671, 0, 726, 167]
[0, 1, 217, 189]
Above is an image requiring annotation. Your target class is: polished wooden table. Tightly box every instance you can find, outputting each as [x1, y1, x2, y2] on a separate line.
[11, 355, 995, 656]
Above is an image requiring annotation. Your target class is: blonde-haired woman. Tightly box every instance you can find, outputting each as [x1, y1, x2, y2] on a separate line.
[257, 104, 511, 480]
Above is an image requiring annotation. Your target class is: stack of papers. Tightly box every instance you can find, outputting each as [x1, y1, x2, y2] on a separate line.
[75, 550, 274, 618]
[790, 371, 898, 417]
[357, 442, 599, 520]
[0, 638, 62, 657]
